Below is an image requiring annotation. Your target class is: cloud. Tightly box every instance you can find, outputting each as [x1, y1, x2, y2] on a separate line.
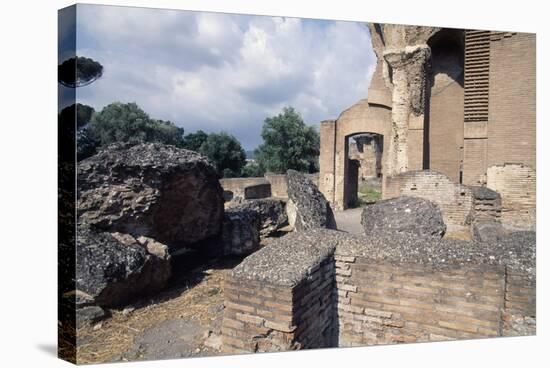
[75, 4, 376, 149]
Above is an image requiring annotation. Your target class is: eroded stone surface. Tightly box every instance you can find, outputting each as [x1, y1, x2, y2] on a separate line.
[286, 170, 336, 231]
[231, 227, 536, 287]
[78, 143, 224, 249]
[361, 196, 446, 238]
[76, 225, 172, 307]
[227, 198, 288, 237]
[221, 207, 260, 256]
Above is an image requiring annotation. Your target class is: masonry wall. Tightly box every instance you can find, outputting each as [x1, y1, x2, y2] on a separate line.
[335, 255, 535, 345]
[385, 170, 474, 230]
[503, 271, 536, 336]
[222, 257, 336, 353]
[487, 32, 536, 170]
[220, 178, 270, 199]
[486, 164, 536, 230]
[428, 41, 464, 183]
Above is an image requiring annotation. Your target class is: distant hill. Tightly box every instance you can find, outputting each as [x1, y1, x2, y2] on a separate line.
[245, 150, 256, 160]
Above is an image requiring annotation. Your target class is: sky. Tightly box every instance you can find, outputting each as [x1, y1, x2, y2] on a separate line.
[74, 4, 376, 150]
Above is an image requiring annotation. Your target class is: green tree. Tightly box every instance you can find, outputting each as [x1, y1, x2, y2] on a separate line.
[241, 162, 265, 177]
[182, 130, 209, 152]
[198, 132, 246, 177]
[255, 107, 319, 174]
[58, 56, 104, 88]
[76, 103, 95, 129]
[88, 102, 184, 147]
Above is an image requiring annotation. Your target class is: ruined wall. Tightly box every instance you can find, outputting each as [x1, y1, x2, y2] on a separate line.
[487, 32, 536, 170]
[335, 256, 535, 345]
[503, 271, 536, 336]
[220, 178, 270, 199]
[428, 33, 464, 182]
[221, 232, 336, 353]
[319, 120, 337, 204]
[469, 186, 502, 221]
[221, 174, 319, 201]
[337, 259, 503, 344]
[462, 31, 536, 185]
[385, 170, 474, 230]
[349, 136, 382, 180]
[222, 229, 535, 352]
[332, 99, 391, 210]
[486, 164, 536, 230]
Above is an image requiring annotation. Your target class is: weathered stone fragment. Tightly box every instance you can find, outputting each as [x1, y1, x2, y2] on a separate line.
[227, 199, 288, 237]
[76, 225, 172, 307]
[76, 306, 108, 328]
[361, 196, 446, 238]
[221, 208, 260, 255]
[285, 170, 336, 231]
[77, 142, 224, 249]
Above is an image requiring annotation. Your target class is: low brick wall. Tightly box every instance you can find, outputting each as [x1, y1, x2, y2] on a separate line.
[336, 258, 507, 345]
[220, 177, 270, 199]
[469, 186, 502, 221]
[264, 174, 288, 198]
[221, 229, 535, 352]
[486, 164, 536, 230]
[385, 170, 474, 230]
[221, 231, 336, 353]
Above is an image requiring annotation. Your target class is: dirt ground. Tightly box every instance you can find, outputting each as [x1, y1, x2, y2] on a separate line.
[75, 256, 244, 364]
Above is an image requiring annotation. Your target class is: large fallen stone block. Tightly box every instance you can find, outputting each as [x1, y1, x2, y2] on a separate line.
[286, 170, 336, 231]
[361, 196, 446, 238]
[227, 198, 288, 237]
[221, 208, 260, 256]
[75, 225, 172, 307]
[77, 143, 224, 250]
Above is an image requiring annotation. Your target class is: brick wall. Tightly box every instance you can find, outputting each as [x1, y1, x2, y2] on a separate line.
[486, 164, 536, 230]
[335, 254, 535, 345]
[429, 43, 464, 183]
[385, 170, 474, 230]
[503, 271, 536, 336]
[487, 32, 536, 170]
[469, 186, 502, 221]
[220, 178, 270, 199]
[221, 229, 535, 352]
[222, 257, 336, 353]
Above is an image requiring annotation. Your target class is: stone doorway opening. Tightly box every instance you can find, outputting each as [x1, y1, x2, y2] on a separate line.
[345, 133, 384, 208]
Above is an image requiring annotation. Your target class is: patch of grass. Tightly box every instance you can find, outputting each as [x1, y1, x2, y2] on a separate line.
[358, 183, 381, 204]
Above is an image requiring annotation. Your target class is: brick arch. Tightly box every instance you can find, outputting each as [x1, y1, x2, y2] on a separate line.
[319, 99, 392, 210]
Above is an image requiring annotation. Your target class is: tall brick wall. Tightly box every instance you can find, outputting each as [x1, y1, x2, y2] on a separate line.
[486, 164, 536, 230]
[384, 170, 474, 229]
[428, 40, 464, 183]
[487, 32, 536, 169]
[462, 31, 535, 186]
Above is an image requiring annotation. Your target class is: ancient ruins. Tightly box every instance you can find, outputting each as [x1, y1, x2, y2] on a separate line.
[65, 23, 536, 363]
[219, 24, 536, 352]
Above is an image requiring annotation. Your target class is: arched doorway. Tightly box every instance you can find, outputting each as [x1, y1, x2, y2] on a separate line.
[319, 99, 391, 211]
[345, 133, 384, 208]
